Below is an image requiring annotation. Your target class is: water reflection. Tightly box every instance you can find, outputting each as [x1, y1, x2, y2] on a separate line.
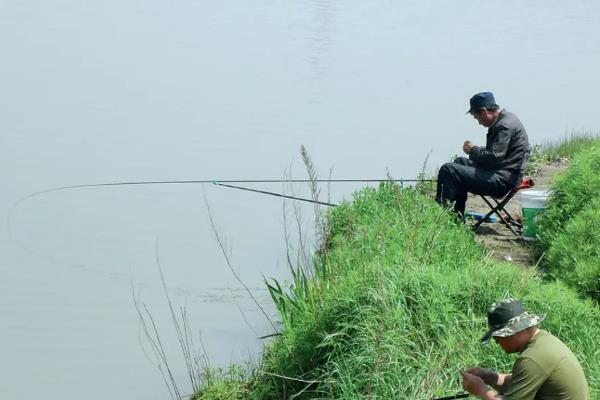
[308, 0, 336, 84]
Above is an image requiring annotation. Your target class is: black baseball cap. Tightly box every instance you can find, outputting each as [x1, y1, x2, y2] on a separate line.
[467, 92, 498, 114]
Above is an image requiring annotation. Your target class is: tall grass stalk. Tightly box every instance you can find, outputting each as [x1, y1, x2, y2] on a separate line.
[132, 242, 210, 400]
[300, 145, 331, 257]
[281, 164, 312, 276]
[202, 186, 278, 333]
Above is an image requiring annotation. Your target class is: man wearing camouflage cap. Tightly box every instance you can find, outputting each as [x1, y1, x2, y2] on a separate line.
[461, 298, 590, 399]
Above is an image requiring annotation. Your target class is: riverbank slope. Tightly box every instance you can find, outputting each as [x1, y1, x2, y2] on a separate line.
[194, 149, 600, 398]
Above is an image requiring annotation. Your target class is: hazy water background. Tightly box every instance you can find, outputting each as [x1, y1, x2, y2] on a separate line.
[1, 1, 599, 399]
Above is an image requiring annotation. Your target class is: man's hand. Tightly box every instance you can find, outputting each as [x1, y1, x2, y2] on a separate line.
[463, 141, 474, 154]
[465, 367, 498, 386]
[461, 370, 489, 397]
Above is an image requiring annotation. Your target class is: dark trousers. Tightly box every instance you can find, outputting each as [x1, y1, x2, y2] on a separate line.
[435, 157, 516, 216]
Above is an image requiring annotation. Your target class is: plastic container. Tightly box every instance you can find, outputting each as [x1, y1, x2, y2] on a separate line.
[521, 190, 551, 240]
[465, 211, 497, 223]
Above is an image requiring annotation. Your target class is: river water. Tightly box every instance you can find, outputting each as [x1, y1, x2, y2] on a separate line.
[1, 1, 599, 399]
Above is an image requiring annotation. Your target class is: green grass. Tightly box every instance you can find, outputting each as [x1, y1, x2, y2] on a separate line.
[546, 197, 600, 302]
[526, 131, 599, 176]
[191, 365, 250, 399]
[537, 139, 600, 250]
[534, 136, 600, 303]
[533, 131, 598, 162]
[518, 133, 600, 305]
[195, 184, 600, 399]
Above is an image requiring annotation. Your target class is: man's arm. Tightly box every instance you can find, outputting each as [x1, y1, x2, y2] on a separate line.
[468, 126, 512, 168]
[467, 357, 547, 400]
[461, 371, 504, 399]
[465, 367, 512, 392]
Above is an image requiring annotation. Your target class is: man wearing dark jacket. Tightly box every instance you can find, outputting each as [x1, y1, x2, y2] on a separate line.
[435, 92, 531, 217]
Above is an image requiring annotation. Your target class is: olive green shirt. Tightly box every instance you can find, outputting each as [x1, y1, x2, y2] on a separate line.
[503, 330, 590, 400]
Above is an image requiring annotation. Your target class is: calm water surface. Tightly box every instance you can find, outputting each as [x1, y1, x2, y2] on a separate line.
[1, 1, 599, 399]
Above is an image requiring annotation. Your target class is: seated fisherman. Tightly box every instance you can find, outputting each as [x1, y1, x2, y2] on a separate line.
[461, 298, 590, 399]
[435, 92, 531, 217]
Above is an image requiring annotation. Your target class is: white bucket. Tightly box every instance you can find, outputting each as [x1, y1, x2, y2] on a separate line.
[521, 190, 551, 240]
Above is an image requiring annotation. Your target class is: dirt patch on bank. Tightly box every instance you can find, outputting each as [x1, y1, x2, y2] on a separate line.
[466, 163, 568, 268]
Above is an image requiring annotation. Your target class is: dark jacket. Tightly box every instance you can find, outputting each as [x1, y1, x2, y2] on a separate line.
[469, 110, 531, 182]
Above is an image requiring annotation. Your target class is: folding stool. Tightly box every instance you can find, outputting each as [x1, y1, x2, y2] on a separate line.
[472, 177, 535, 236]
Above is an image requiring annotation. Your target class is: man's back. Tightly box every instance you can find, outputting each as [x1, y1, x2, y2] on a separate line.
[488, 110, 530, 174]
[503, 330, 590, 400]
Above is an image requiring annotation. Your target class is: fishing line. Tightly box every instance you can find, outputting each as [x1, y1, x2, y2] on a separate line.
[5, 177, 432, 276]
[8, 177, 436, 222]
[13, 177, 434, 199]
[6, 177, 436, 248]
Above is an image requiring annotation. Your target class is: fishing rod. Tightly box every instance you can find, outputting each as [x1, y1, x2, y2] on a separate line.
[211, 178, 435, 207]
[10, 178, 436, 210]
[214, 182, 338, 207]
[431, 392, 469, 400]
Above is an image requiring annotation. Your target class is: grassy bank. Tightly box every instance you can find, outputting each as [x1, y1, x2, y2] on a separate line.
[537, 135, 600, 302]
[527, 131, 599, 175]
[194, 181, 600, 398]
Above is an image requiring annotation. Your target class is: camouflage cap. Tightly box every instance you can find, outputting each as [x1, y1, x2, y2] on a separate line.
[481, 298, 545, 343]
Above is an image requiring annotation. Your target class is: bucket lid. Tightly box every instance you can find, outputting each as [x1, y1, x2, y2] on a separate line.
[521, 189, 551, 208]
[521, 189, 552, 198]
